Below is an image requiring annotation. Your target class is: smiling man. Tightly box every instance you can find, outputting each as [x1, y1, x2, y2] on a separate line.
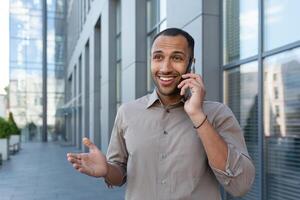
[67, 28, 255, 200]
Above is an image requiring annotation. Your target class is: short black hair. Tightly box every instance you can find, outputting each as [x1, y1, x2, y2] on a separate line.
[151, 28, 195, 60]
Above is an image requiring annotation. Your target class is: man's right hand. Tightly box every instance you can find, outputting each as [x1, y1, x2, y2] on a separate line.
[67, 138, 108, 178]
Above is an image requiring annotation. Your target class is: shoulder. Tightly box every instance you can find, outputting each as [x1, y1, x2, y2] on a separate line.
[117, 94, 150, 115]
[203, 101, 237, 126]
[203, 101, 233, 115]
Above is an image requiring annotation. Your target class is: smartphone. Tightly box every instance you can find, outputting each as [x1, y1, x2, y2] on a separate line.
[183, 59, 195, 101]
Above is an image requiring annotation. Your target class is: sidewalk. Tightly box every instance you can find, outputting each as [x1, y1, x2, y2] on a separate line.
[0, 142, 125, 200]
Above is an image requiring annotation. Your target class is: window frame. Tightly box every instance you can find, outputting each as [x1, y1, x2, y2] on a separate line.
[222, 0, 300, 199]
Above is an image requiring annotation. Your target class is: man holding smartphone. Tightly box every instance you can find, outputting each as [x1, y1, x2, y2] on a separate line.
[67, 28, 255, 200]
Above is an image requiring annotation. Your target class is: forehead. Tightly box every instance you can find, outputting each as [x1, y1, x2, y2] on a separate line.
[151, 35, 189, 54]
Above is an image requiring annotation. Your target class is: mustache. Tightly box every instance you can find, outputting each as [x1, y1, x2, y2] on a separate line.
[156, 71, 181, 77]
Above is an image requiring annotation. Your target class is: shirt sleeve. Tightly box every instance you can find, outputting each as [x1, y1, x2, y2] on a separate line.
[210, 103, 255, 197]
[105, 105, 128, 186]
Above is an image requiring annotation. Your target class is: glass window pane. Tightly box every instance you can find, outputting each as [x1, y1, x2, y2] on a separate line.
[224, 62, 259, 200]
[159, 0, 166, 21]
[147, 0, 158, 31]
[147, 30, 156, 92]
[159, 20, 167, 32]
[116, 0, 121, 34]
[263, 48, 300, 200]
[223, 0, 258, 64]
[10, 0, 42, 11]
[264, 0, 300, 51]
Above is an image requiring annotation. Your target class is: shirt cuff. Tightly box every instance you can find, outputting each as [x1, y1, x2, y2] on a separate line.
[210, 143, 245, 186]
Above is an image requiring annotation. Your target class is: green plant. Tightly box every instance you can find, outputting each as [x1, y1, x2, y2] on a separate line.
[8, 112, 20, 135]
[0, 117, 10, 139]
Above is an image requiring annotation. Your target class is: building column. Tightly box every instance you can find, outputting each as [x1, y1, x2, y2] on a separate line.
[100, 1, 117, 153]
[121, 0, 147, 102]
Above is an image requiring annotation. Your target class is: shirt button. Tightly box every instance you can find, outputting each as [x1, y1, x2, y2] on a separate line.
[163, 130, 168, 135]
[161, 180, 166, 185]
[166, 109, 170, 113]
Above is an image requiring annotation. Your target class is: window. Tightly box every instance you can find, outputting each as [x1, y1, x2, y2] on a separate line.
[274, 87, 279, 99]
[264, 0, 300, 51]
[263, 48, 300, 200]
[223, 0, 300, 198]
[146, 0, 167, 92]
[224, 62, 259, 200]
[223, 0, 258, 64]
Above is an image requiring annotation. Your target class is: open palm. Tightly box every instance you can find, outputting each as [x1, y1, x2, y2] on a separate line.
[67, 138, 108, 178]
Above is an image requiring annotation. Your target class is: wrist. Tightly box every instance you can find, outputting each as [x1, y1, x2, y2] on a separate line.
[102, 161, 109, 179]
[189, 111, 206, 126]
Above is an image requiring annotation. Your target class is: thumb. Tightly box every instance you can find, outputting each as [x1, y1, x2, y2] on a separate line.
[82, 137, 96, 150]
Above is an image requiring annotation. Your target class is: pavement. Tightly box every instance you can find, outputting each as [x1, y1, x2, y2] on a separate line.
[0, 142, 125, 200]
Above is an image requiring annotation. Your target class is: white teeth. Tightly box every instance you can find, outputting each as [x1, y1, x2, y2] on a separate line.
[159, 77, 174, 81]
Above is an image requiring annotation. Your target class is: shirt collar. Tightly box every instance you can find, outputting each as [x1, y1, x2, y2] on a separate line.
[146, 89, 185, 109]
[146, 89, 160, 109]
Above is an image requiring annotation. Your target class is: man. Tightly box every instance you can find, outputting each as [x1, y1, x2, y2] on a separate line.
[67, 28, 255, 200]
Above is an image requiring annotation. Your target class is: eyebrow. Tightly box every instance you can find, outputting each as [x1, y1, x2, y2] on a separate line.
[152, 50, 186, 56]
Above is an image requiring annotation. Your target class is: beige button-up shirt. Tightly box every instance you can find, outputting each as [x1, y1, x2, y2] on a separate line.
[106, 90, 255, 200]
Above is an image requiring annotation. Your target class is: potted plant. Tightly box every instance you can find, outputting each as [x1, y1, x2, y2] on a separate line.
[0, 117, 10, 161]
[8, 112, 21, 153]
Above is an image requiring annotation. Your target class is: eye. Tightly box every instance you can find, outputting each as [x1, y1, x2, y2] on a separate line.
[153, 54, 163, 61]
[172, 55, 184, 62]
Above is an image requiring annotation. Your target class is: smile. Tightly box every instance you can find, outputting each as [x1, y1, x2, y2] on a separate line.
[157, 75, 178, 87]
[159, 76, 175, 81]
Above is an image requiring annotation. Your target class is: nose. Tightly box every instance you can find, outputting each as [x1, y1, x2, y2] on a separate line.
[160, 58, 172, 73]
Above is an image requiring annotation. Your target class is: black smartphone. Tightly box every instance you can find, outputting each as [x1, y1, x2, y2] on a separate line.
[183, 59, 195, 101]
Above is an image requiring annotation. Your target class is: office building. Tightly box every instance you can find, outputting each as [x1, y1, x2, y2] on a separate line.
[63, 0, 300, 199]
[9, 0, 65, 141]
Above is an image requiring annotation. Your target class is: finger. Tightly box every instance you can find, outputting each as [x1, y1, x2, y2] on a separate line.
[182, 73, 204, 85]
[67, 153, 81, 159]
[180, 83, 191, 96]
[82, 137, 97, 150]
[68, 157, 82, 165]
[73, 163, 81, 170]
[185, 74, 205, 90]
[178, 78, 201, 88]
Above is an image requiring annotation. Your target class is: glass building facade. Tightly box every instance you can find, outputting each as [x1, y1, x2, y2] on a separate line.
[37, 0, 300, 200]
[223, 0, 300, 199]
[9, 0, 65, 141]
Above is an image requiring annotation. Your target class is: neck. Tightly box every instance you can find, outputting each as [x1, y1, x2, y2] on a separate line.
[156, 90, 182, 106]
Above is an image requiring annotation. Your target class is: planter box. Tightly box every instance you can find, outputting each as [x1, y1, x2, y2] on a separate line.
[9, 135, 21, 153]
[0, 138, 9, 161]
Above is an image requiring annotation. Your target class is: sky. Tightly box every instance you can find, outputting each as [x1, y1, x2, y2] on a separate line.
[0, 0, 9, 95]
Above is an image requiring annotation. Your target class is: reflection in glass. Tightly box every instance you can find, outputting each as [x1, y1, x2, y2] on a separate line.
[264, 0, 300, 51]
[147, 0, 158, 31]
[263, 48, 300, 200]
[223, 0, 258, 64]
[9, 0, 44, 141]
[159, 0, 166, 21]
[224, 62, 259, 200]
[47, 0, 65, 141]
[147, 31, 156, 92]
[9, 0, 66, 141]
